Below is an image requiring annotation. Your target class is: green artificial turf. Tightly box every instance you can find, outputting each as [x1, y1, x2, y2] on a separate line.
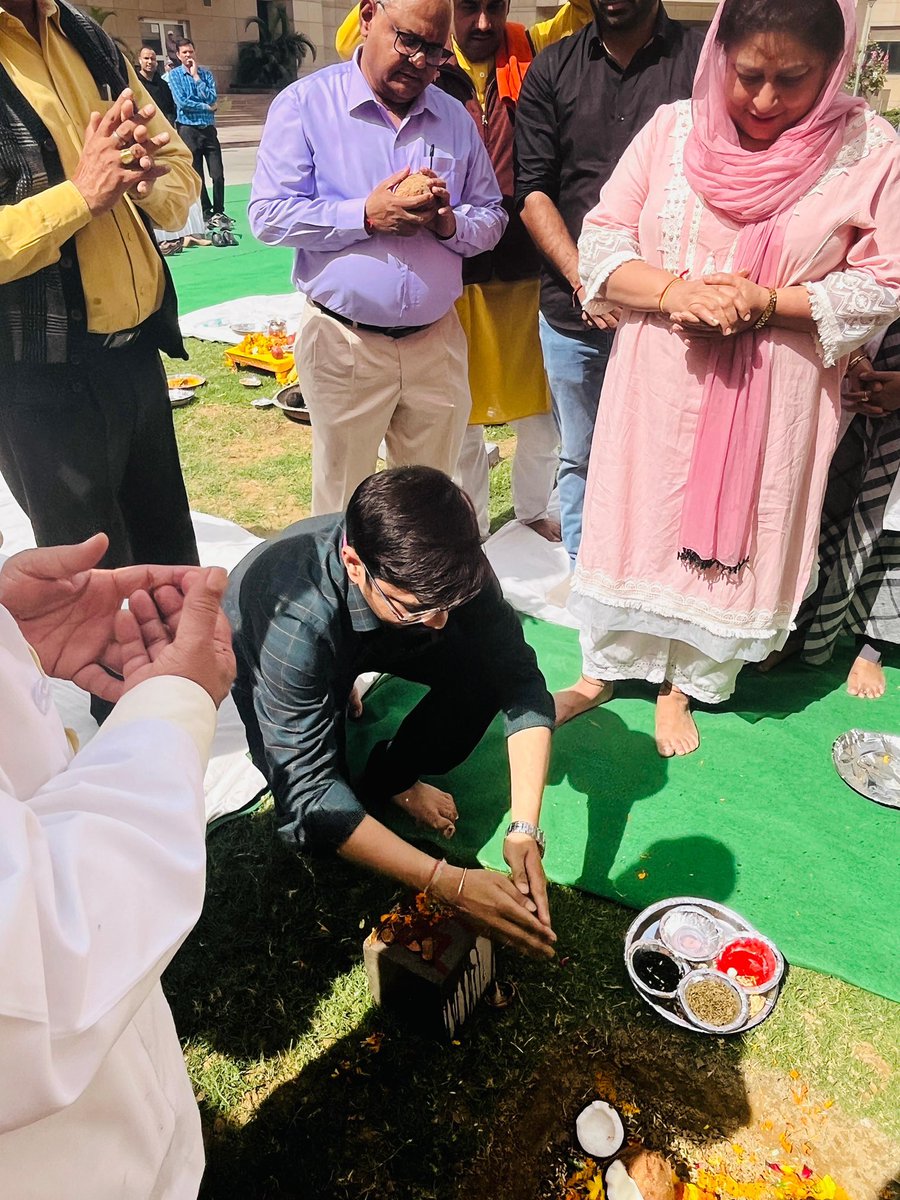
[349, 617, 900, 1003]
[166, 184, 294, 314]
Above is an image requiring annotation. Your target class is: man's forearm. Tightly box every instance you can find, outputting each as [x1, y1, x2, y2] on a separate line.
[339, 814, 462, 892]
[248, 194, 371, 251]
[507, 725, 551, 827]
[133, 138, 200, 230]
[520, 191, 580, 290]
[0, 184, 91, 284]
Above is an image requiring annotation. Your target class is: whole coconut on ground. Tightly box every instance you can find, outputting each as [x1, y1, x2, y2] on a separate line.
[614, 1148, 676, 1200]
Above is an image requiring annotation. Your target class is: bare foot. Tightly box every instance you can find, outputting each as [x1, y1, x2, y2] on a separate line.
[347, 686, 364, 720]
[755, 636, 801, 673]
[391, 780, 458, 839]
[524, 516, 562, 543]
[554, 675, 613, 727]
[655, 683, 700, 757]
[847, 655, 886, 698]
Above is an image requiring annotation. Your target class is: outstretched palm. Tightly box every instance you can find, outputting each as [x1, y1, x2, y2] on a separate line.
[0, 534, 196, 698]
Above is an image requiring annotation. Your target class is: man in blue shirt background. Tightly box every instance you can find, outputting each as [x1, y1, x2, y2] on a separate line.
[168, 37, 227, 223]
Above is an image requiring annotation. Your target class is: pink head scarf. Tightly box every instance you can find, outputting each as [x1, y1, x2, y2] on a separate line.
[675, 0, 864, 574]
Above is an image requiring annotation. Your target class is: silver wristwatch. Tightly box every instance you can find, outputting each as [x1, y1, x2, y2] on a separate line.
[505, 820, 546, 858]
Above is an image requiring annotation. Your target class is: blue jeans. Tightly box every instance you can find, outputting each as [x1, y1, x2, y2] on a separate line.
[538, 315, 613, 561]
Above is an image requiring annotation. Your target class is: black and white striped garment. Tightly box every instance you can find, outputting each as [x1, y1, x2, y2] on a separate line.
[801, 321, 900, 664]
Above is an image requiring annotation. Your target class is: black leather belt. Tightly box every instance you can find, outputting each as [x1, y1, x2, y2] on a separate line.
[312, 300, 431, 339]
[79, 326, 144, 351]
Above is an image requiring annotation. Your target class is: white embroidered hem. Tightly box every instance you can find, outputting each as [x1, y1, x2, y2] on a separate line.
[577, 626, 745, 705]
[571, 564, 794, 646]
[579, 243, 643, 313]
[569, 587, 792, 667]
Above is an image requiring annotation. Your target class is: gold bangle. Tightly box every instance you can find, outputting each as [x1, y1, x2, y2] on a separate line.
[657, 277, 680, 315]
[847, 352, 866, 371]
[754, 288, 778, 330]
[455, 866, 468, 902]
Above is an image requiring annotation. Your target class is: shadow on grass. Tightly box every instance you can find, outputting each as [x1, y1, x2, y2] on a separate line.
[164, 807, 398, 1062]
[722, 655, 848, 725]
[185, 873, 754, 1200]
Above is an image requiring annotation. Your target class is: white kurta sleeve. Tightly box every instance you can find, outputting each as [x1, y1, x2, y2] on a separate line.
[805, 268, 900, 368]
[805, 129, 900, 368]
[0, 674, 215, 1131]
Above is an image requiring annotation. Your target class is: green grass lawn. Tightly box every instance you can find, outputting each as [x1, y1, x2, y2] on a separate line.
[164, 339, 899, 1200]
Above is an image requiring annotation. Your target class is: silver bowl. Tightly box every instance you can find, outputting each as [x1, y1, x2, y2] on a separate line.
[715, 932, 785, 994]
[659, 905, 723, 961]
[168, 387, 195, 407]
[833, 730, 900, 809]
[626, 940, 684, 999]
[273, 383, 310, 425]
[678, 968, 748, 1033]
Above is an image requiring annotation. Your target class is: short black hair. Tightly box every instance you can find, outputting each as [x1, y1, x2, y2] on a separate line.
[345, 467, 490, 610]
[717, 0, 843, 64]
[175, 37, 195, 50]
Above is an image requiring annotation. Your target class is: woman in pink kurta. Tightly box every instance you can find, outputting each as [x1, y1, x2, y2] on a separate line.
[557, 0, 900, 755]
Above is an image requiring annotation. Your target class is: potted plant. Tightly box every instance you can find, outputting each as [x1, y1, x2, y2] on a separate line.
[234, 5, 316, 91]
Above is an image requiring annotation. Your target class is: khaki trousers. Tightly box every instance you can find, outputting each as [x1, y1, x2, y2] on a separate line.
[296, 301, 472, 515]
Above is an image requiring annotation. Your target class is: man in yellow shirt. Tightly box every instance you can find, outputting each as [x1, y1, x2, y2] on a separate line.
[0, 0, 201, 719]
[336, 0, 591, 540]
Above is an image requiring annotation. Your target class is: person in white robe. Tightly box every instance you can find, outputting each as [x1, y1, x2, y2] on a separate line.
[0, 531, 235, 1199]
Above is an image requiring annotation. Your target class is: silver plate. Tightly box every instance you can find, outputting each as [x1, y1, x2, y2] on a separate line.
[832, 729, 900, 810]
[623, 897, 785, 1035]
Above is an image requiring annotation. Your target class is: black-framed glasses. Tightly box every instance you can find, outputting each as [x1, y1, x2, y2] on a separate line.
[362, 564, 481, 624]
[363, 565, 446, 623]
[376, 1, 453, 66]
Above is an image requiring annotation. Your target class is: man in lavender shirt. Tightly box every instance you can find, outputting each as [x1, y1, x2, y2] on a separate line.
[250, 0, 507, 515]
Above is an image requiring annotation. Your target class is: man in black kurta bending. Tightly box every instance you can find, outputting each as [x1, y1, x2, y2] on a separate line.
[225, 467, 558, 958]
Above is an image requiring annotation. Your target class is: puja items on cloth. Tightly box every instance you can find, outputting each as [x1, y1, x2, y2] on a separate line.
[224, 329, 295, 383]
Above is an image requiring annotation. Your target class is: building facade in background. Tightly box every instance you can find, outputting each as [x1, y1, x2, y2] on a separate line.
[95, 1, 899, 106]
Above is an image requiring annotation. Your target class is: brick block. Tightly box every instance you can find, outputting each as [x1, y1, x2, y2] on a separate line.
[364, 916, 494, 1040]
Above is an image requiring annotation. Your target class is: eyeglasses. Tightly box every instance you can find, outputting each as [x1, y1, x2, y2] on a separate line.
[363, 564, 480, 624]
[376, 1, 453, 66]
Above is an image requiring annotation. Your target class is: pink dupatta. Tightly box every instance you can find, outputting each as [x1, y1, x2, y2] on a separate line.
[677, 0, 864, 572]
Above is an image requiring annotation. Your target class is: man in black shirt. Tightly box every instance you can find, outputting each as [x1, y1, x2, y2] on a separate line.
[515, 0, 702, 561]
[226, 467, 557, 959]
[136, 46, 176, 123]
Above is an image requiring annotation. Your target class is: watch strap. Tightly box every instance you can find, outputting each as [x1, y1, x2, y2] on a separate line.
[505, 820, 546, 857]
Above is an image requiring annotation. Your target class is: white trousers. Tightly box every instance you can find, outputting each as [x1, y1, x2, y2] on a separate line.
[455, 411, 559, 539]
[581, 630, 744, 705]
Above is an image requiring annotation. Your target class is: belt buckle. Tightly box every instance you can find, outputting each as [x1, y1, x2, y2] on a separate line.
[106, 329, 137, 350]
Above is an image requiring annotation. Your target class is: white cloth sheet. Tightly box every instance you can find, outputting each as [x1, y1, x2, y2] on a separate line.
[483, 514, 576, 630]
[180, 292, 306, 343]
[0, 473, 266, 825]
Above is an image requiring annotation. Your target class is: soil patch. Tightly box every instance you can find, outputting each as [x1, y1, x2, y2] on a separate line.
[456, 1034, 898, 1200]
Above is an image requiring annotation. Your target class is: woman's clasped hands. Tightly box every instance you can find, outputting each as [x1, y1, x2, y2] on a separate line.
[661, 270, 772, 338]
